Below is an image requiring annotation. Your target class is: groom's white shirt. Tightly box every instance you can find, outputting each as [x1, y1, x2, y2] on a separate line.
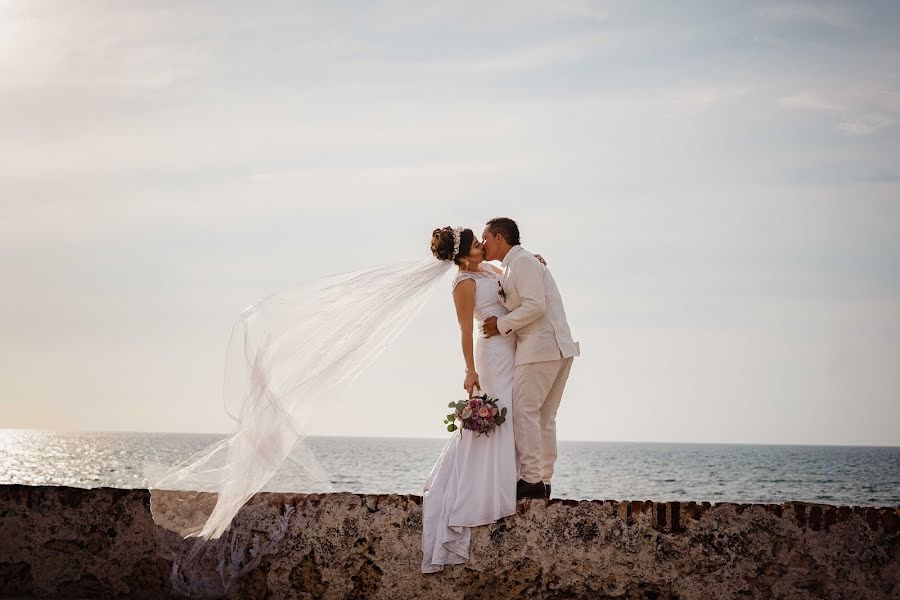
[495, 245, 580, 366]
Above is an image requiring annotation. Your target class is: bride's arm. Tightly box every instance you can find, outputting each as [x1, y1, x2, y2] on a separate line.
[452, 279, 481, 397]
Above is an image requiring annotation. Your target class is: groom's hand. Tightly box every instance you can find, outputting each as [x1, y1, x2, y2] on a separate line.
[482, 316, 500, 338]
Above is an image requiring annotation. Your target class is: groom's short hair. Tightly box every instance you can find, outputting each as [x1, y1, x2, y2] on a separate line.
[486, 217, 520, 246]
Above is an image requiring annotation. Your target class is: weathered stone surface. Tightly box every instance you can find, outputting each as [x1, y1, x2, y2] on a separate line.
[0, 485, 169, 598]
[0, 484, 898, 599]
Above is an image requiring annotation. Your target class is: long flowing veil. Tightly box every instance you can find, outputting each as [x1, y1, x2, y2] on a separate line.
[144, 257, 454, 597]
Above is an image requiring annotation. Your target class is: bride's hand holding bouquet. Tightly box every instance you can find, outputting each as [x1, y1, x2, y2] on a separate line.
[463, 368, 480, 397]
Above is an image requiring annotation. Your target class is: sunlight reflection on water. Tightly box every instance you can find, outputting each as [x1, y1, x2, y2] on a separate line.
[1, 429, 898, 505]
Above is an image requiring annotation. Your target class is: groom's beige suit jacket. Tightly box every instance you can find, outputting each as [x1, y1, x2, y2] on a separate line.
[495, 245, 580, 365]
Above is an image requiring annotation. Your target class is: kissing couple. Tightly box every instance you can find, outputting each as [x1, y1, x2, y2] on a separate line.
[421, 217, 580, 573]
[147, 215, 579, 594]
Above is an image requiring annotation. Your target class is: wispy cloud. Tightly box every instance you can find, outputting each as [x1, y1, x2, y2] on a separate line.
[247, 160, 531, 183]
[370, 0, 607, 29]
[669, 84, 757, 109]
[777, 89, 899, 135]
[836, 113, 896, 135]
[777, 92, 845, 112]
[464, 35, 601, 73]
[755, 2, 858, 29]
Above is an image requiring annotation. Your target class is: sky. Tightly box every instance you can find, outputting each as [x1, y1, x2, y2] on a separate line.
[1, 1, 899, 446]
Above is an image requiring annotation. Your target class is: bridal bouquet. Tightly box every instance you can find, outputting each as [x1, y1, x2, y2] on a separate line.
[444, 393, 507, 437]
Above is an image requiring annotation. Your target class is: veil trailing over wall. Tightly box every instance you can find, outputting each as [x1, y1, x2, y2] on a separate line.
[144, 257, 455, 597]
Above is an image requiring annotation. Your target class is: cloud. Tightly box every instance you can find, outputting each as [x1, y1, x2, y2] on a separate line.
[247, 160, 532, 183]
[777, 92, 845, 111]
[778, 89, 899, 135]
[836, 113, 896, 135]
[669, 84, 756, 109]
[465, 36, 597, 74]
[755, 2, 858, 30]
[370, 0, 607, 29]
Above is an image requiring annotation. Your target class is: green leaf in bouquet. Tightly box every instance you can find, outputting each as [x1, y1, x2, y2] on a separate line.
[447, 423, 458, 432]
[448, 401, 457, 408]
[500, 407, 507, 417]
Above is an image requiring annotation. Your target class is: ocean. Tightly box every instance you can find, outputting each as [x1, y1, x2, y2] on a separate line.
[1, 429, 898, 506]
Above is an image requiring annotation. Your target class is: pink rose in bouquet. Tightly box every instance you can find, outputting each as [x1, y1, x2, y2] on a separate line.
[443, 392, 508, 437]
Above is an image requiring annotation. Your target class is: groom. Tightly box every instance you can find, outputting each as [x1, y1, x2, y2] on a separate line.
[481, 217, 580, 500]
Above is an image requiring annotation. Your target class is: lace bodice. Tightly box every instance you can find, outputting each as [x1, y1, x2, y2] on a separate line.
[451, 264, 509, 326]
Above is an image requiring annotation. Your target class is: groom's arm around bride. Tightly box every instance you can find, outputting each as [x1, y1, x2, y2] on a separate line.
[493, 250, 546, 339]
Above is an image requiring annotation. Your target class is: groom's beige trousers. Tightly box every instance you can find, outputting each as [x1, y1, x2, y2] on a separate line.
[513, 354, 574, 485]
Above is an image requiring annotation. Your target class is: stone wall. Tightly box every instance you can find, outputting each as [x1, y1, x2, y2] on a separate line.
[0, 484, 897, 599]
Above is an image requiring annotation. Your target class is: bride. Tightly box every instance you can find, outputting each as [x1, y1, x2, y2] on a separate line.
[148, 224, 546, 593]
[421, 226, 544, 573]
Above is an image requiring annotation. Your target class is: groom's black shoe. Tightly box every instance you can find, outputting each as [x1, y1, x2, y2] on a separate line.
[544, 483, 552, 500]
[516, 479, 546, 500]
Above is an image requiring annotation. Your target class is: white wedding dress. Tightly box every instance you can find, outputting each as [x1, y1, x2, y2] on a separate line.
[421, 264, 518, 573]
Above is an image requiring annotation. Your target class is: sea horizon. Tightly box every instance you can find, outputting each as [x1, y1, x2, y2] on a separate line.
[2, 428, 898, 506]
[3, 427, 896, 449]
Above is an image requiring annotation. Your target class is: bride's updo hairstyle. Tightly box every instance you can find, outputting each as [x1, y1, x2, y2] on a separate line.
[431, 226, 474, 264]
